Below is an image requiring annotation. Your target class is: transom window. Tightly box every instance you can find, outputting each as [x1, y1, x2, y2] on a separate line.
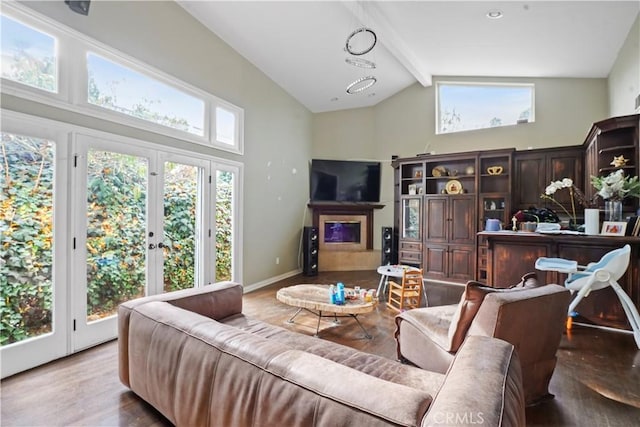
[87, 53, 205, 137]
[0, 3, 244, 154]
[0, 15, 57, 93]
[437, 82, 535, 134]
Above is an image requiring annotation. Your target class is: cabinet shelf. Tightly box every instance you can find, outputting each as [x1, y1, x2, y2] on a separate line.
[598, 165, 635, 173]
[426, 175, 475, 180]
[480, 173, 509, 178]
[598, 145, 635, 154]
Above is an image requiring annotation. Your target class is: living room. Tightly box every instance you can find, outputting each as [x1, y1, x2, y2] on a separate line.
[1, 1, 639, 426]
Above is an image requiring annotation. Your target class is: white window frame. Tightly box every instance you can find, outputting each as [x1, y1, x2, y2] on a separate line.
[436, 81, 535, 135]
[1, 1, 244, 155]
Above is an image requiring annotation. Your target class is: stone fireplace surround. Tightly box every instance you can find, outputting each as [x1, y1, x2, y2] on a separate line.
[308, 202, 384, 271]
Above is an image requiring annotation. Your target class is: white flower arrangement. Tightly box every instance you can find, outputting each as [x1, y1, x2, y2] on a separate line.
[591, 169, 640, 202]
[541, 178, 594, 224]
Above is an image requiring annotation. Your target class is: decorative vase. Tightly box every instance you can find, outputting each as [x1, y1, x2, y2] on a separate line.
[604, 200, 623, 222]
[584, 208, 599, 235]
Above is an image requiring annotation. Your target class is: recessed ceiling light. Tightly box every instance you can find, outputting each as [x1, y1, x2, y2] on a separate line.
[487, 10, 503, 19]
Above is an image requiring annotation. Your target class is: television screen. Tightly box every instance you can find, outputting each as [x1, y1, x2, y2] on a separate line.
[310, 159, 381, 202]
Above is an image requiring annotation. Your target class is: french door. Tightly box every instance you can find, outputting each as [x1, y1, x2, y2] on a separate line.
[1, 113, 241, 377]
[0, 123, 70, 378]
[71, 135, 216, 350]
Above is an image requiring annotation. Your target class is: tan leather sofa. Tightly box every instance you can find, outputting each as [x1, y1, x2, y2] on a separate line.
[119, 282, 526, 426]
[395, 278, 570, 406]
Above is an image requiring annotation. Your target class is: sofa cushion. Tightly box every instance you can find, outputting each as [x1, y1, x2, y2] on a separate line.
[447, 273, 541, 352]
[222, 313, 446, 395]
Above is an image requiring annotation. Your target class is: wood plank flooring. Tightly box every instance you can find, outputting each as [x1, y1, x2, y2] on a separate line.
[2, 270, 639, 426]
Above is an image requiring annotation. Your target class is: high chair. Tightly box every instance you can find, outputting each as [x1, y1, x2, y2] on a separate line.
[535, 244, 640, 349]
[387, 268, 424, 312]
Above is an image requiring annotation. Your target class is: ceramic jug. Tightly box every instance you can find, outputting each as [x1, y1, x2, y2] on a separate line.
[485, 218, 502, 231]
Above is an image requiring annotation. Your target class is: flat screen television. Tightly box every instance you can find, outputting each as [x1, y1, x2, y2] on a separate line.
[310, 159, 381, 202]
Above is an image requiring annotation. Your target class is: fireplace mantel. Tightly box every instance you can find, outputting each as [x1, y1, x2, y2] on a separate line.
[308, 202, 384, 250]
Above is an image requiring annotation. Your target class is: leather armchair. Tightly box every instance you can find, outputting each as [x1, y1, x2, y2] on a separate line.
[395, 278, 570, 406]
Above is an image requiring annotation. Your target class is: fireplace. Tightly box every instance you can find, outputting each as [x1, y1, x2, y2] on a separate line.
[308, 202, 384, 271]
[324, 221, 361, 243]
[319, 215, 367, 251]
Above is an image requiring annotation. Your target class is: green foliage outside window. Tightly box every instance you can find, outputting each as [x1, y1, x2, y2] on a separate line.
[1, 134, 54, 345]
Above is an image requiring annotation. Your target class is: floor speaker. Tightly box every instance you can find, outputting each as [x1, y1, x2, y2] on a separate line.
[381, 226, 394, 265]
[303, 226, 319, 276]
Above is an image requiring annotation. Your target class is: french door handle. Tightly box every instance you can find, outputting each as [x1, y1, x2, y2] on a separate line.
[148, 243, 156, 249]
[158, 242, 165, 249]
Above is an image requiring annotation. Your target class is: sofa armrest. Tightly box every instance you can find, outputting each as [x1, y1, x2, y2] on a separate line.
[423, 336, 525, 427]
[118, 281, 243, 387]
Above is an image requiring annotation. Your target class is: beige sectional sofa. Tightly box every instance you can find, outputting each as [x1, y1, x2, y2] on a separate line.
[118, 282, 526, 427]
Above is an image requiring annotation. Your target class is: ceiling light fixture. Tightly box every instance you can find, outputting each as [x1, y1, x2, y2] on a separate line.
[346, 76, 377, 94]
[345, 57, 376, 69]
[486, 10, 503, 19]
[345, 27, 377, 56]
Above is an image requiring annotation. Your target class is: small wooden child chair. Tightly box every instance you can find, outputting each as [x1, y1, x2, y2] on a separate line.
[387, 268, 424, 312]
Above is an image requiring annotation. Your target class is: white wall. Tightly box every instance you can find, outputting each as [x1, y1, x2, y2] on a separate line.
[3, 1, 313, 285]
[609, 13, 640, 116]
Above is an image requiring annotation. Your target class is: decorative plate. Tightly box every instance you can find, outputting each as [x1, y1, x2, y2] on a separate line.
[432, 166, 447, 177]
[445, 179, 463, 194]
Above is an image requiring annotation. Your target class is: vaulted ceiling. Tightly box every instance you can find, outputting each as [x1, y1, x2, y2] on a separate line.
[178, 1, 640, 113]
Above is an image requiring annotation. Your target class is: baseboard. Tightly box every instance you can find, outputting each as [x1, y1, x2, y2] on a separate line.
[243, 268, 302, 293]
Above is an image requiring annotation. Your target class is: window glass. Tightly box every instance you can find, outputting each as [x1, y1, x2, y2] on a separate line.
[1, 15, 57, 92]
[437, 83, 534, 134]
[215, 170, 234, 281]
[87, 53, 205, 136]
[1, 132, 55, 345]
[216, 107, 236, 145]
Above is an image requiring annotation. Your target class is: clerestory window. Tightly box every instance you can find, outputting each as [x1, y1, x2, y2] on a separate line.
[437, 82, 535, 134]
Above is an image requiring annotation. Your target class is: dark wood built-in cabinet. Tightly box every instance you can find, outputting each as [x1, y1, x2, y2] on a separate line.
[583, 114, 640, 217]
[393, 149, 510, 282]
[392, 113, 639, 332]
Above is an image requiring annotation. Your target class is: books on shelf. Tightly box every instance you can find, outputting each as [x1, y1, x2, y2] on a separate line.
[626, 216, 640, 237]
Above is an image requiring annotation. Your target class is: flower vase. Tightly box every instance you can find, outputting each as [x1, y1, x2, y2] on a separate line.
[584, 208, 599, 235]
[605, 200, 623, 222]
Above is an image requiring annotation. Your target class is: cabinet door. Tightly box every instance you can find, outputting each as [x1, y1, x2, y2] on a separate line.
[448, 245, 475, 282]
[424, 196, 447, 243]
[401, 197, 422, 240]
[547, 149, 584, 208]
[449, 196, 476, 244]
[424, 245, 447, 279]
[514, 152, 547, 210]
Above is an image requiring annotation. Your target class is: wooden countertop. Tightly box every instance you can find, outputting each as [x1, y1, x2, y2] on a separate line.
[478, 231, 640, 244]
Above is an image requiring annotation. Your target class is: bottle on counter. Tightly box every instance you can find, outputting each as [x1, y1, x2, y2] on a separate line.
[336, 282, 345, 305]
[329, 284, 336, 304]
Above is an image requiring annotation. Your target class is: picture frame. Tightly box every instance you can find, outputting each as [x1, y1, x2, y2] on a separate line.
[601, 221, 627, 236]
[408, 184, 417, 195]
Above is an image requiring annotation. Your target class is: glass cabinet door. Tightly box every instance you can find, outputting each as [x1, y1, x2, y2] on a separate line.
[402, 198, 421, 240]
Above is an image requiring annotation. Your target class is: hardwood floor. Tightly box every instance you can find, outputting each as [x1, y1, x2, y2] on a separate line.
[2, 270, 639, 426]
